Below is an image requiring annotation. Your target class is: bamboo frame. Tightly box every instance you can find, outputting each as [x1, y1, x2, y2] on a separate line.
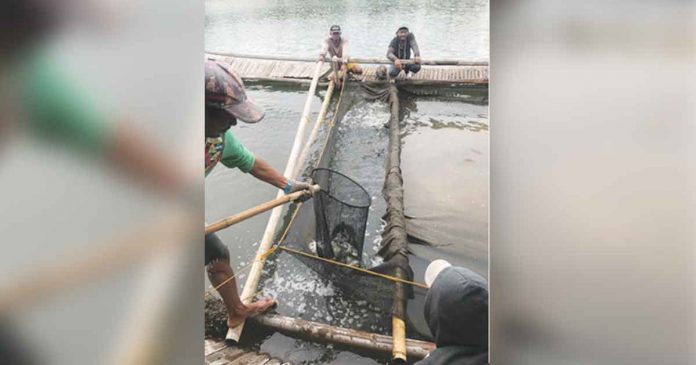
[248, 313, 435, 360]
[205, 185, 319, 235]
[293, 80, 336, 178]
[385, 84, 410, 363]
[207, 51, 488, 66]
[227, 60, 325, 343]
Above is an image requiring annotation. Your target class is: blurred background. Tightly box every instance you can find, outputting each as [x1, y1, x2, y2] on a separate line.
[0, 0, 202, 364]
[1, 0, 694, 364]
[490, 0, 694, 364]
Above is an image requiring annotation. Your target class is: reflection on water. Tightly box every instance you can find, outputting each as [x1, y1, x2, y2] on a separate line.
[206, 0, 489, 60]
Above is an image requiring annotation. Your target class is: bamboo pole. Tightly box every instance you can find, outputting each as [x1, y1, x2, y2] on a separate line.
[384, 84, 410, 364]
[248, 313, 435, 360]
[246, 77, 487, 87]
[293, 80, 336, 178]
[205, 185, 319, 235]
[227, 60, 325, 343]
[243, 77, 330, 87]
[207, 51, 489, 66]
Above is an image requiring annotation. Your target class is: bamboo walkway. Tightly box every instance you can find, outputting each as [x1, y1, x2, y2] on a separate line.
[205, 339, 289, 365]
[206, 53, 488, 85]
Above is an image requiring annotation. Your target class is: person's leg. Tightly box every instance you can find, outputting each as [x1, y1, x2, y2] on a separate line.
[388, 64, 402, 78]
[205, 233, 274, 328]
[406, 63, 421, 74]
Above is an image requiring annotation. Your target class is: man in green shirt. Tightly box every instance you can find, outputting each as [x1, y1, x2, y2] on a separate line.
[205, 59, 310, 329]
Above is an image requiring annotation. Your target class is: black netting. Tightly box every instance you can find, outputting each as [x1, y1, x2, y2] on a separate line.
[258, 84, 433, 341]
[311, 168, 371, 266]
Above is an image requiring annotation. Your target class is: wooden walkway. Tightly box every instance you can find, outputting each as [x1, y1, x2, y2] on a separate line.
[206, 53, 488, 85]
[205, 339, 289, 365]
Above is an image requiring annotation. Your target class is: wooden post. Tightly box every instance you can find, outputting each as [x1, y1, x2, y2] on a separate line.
[293, 80, 336, 178]
[205, 185, 319, 235]
[227, 60, 325, 343]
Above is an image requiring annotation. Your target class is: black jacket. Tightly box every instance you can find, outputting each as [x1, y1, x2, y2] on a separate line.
[415, 267, 489, 365]
[387, 33, 420, 60]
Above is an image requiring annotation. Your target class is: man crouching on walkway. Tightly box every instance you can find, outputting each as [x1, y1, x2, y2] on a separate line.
[205, 59, 310, 329]
[318, 25, 362, 87]
[387, 26, 422, 79]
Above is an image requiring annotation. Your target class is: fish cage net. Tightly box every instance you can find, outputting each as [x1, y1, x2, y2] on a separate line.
[261, 84, 432, 340]
[311, 168, 371, 266]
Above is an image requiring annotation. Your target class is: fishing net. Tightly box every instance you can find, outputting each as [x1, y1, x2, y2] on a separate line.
[258, 83, 432, 340]
[311, 168, 371, 266]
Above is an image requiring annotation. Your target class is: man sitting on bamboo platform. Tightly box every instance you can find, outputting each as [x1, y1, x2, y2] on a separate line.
[205, 59, 310, 329]
[387, 26, 422, 79]
[318, 25, 362, 85]
[416, 260, 488, 365]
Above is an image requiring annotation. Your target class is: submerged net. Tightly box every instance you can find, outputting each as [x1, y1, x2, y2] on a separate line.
[311, 168, 371, 266]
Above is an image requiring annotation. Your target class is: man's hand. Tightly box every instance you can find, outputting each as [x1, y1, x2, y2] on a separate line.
[394, 59, 403, 69]
[284, 179, 313, 202]
[284, 179, 311, 194]
[414, 56, 421, 64]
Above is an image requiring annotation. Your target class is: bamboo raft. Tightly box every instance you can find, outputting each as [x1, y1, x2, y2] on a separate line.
[206, 52, 488, 86]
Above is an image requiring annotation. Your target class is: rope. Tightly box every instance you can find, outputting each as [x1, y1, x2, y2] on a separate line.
[204, 245, 279, 298]
[205, 238, 428, 300]
[276, 245, 428, 289]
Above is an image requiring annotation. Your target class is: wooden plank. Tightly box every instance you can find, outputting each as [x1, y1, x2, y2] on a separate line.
[207, 53, 487, 83]
[262, 360, 283, 365]
[205, 339, 228, 356]
[229, 352, 271, 365]
[206, 347, 247, 364]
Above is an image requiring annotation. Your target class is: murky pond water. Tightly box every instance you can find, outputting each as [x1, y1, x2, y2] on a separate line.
[206, 1, 488, 363]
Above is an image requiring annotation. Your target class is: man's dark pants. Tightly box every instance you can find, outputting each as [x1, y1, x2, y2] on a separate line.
[389, 63, 421, 77]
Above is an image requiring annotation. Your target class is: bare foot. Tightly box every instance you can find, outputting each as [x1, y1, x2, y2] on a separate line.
[227, 297, 276, 328]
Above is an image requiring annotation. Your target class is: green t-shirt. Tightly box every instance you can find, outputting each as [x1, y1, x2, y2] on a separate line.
[205, 130, 256, 177]
[20, 51, 109, 153]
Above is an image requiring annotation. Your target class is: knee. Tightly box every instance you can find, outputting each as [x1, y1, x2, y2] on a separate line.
[388, 66, 401, 77]
[205, 233, 230, 264]
[410, 64, 421, 73]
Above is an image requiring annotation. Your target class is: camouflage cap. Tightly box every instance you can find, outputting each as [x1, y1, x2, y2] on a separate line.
[205, 60, 264, 123]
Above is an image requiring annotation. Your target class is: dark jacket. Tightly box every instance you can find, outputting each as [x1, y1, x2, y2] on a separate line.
[387, 33, 420, 61]
[415, 267, 489, 365]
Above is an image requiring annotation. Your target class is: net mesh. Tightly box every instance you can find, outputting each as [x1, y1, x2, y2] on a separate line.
[311, 168, 371, 266]
[262, 83, 432, 340]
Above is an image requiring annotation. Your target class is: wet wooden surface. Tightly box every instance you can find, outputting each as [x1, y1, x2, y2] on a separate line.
[207, 54, 488, 84]
[205, 339, 290, 365]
